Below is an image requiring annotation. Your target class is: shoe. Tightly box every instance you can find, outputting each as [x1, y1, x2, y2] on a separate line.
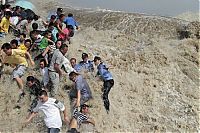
[20, 92, 26, 97]
[17, 92, 25, 103]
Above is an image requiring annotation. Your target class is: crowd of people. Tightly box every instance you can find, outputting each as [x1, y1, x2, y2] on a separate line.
[0, 4, 114, 133]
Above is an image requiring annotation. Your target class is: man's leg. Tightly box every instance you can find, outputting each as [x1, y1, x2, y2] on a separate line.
[12, 66, 27, 102]
[102, 80, 114, 112]
[15, 77, 24, 93]
[49, 71, 59, 97]
[48, 128, 60, 133]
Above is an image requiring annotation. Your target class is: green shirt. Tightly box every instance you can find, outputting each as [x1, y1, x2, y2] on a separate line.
[39, 37, 48, 49]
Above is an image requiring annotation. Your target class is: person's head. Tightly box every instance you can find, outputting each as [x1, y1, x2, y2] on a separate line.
[15, 6, 21, 12]
[5, 11, 12, 19]
[55, 39, 62, 49]
[82, 53, 88, 62]
[80, 104, 89, 114]
[68, 13, 73, 17]
[93, 56, 101, 66]
[5, 4, 11, 10]
[69, 71, 79, 82]
[39, 59, 47, 69]
[59, 43, 68, 55]
[50, 15, 56, 22]
[44, 30, 52, 39]
[70, 58, 77, 68]
[10, 39, 18, 49]
[26, 76, 35, 87]
[33, 15, 39, 21]
[19, 33, 26, 42]
[1, 43, 12, 55]
[38, 90, 48, 103]
[31, 30, 39, 40]
[32, 23, 38, 30]
[48, 21, 55, 31]
[27, 17, 33, 23]
[24, 39, 32, 49]
[59, 14, 65, 22]
[56, 8, 63, 16]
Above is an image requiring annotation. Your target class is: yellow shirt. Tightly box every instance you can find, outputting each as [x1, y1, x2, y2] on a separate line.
[0, 17, 10, 33]
[18, 44, 28, 51]
[5, 49, 28, 67]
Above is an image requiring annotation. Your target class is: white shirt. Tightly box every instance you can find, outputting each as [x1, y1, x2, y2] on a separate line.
[62, 57, 75, 74]
[40, 67, 49, 86]
[10, 16, 19, 26]
[33, 98, 65, 128]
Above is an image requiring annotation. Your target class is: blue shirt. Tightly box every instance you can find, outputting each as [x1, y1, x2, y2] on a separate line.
[75, 75, 92, 99]
[97, 63, 113, 81]
[64, 17, 78, 28]
[79, 60, 94, 72]
[73, 64, 81, 72]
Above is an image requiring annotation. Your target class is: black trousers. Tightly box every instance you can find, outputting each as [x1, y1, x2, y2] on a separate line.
[103, 79, 114, 112]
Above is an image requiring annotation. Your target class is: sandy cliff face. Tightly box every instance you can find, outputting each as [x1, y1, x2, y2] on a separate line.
[0, 0, 199, 132]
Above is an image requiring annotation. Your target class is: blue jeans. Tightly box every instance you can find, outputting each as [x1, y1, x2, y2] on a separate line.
[48, 128, 60, 133]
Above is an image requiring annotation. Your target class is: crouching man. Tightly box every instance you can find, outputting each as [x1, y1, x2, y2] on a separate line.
[25, 90, 70, 133]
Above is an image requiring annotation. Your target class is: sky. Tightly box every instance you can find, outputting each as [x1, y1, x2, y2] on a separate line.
[60, 0, 199, 16]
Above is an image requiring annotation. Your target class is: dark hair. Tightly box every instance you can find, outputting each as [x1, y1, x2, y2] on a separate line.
[33, 15, 39, 21]
[32, 23, 38, 30]
[20, 33, 26, 38]
[48, 21, 55, 28]
[70, 58, 76, 62]
[56, 39, 63, 43]
[5, 11, 12, 17]
[27, 16, 33, 21]
[80, 104, 89, 112]
[31, 29, 39, 35]
[26, 76, 35, 82]
[15, 6, 20, 11]
[5, 4, 11, 9]
[68, 13, 73, 17]
[44, 30, 52, 36]
[10, 39, 18, 47]
[82, 53, 88, 59]
[1, 43, 11, 50]
[59, 14, 65, 19]
[25, 39, 32, 44]
[50, 15, 56, 20]
[69, 71, 78, 78]
[93, 56, 101, 62]
[38, 90, 48, 96]
[40, 59, 47, 67]
[57, 8, 63, 13]
[59, 43, 68, 50]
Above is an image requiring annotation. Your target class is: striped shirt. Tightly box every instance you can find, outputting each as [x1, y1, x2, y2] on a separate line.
[73, 107, 88, 125]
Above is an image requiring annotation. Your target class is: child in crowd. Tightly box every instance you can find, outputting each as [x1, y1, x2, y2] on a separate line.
[10, 39, 19, 49]
[16, 33, 26, 46]
[39, 59, 49, 91]
[18, 39, 32, 51]
[26, 76, 42, 112]
[35, 30, 55, 64]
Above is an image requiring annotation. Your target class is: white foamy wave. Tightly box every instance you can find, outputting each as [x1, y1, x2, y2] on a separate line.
[176, 12, 199, 22]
